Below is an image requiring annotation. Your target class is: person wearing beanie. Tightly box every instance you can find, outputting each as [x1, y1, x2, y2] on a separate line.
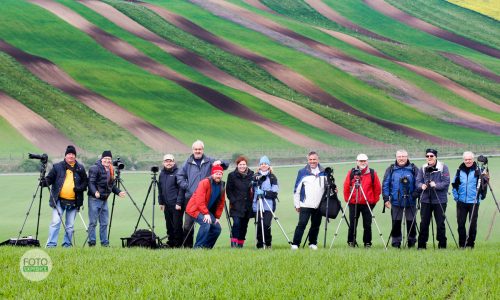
[185, 165, 226, 248]
[87, 150, 126, 247]
[343, 153, 381, 248]
[382, 150, 419, 248]
[45, 145, 88, 248]
[158, 154, 183, 248]
[226, 156, 254, 248]
[415, 148, 450, 249]
[253, 155, 279, 249]
[177, 140, 229, 248]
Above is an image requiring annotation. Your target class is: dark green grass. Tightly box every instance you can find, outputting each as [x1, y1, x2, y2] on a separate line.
[0, 0, 300, 153]
[0, 116, 40, 156]
[54, 0, 359, 149]
[386, 0, 500, 50]
[256, 0, 500, 110]
[100, 0, 408, 146]
[0, 157, 499, 298]
[0, 52, 151, 156]
[321, 0, 500, 74]
[153, 0, 499, 144]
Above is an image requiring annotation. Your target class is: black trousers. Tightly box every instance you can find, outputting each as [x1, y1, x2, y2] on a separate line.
[256, 211, 272, 248]
[231, 216, 251, 241]
[292, 207, 322, 246]
[163, 204, 183, 247]
[348, 204, 374, 245]
[456, 201, 479, 248]
[418, 202, 447, 248]
[390, 206, 417, 246]
[182, 213, 195, 248]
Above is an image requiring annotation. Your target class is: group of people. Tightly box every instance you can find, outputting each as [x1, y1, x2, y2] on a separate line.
[43, 142, 488, 250]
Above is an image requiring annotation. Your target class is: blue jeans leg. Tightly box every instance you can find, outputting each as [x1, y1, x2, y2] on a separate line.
[62, 206, 77, 247]
[88, 198, 99, 245]
[194, 213, 221, 248]
[47, 204, 63, 247]
[46, 203, 76, 247]
[99, 201, 109, 246]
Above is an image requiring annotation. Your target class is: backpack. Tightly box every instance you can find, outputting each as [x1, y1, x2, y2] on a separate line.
[121, 229, 160, 248]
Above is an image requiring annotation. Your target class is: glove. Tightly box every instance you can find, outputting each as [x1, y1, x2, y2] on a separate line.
[383, 196, 389, 203]
[40, 178, 48, 187]
[255, 188, 264, 196]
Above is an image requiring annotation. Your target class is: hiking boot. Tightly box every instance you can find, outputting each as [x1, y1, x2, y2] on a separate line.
[364, 242, 372, 248]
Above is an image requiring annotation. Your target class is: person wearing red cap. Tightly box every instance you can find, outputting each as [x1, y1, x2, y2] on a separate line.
[185, 165, 226, 248]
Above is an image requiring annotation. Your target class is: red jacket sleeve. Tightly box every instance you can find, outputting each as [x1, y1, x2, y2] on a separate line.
[343, 171, 352, 202]
[214, 191, 225, 219]
[195, 179, 210, 215]
[372, 172, 382, 204]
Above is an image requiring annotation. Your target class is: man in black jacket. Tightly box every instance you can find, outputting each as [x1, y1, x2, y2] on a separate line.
[45, 145, 88, 248]
[158, 154, 183, 247]
[87, 150, 126, 247]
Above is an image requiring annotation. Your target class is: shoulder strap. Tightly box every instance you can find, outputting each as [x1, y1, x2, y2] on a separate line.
[370, 168, 375, 185]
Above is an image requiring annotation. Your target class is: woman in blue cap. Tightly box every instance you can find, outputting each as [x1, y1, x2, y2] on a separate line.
[252, 156, 279, 249]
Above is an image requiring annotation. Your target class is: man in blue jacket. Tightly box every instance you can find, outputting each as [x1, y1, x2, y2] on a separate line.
[415, 149, 450, 249]
[45, 145, 87, 248]
[176, 140, 228, 247]
[382, 150, 418, 248]
[451, 151, 486, 249]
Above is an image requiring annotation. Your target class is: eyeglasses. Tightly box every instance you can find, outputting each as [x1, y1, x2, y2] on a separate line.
[426, 155, 435, 158]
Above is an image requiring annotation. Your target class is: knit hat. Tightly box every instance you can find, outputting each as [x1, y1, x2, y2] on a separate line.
[102, 150, 112, 158]
[211, 164, 224, 175]
[65, 145, 76, 156]
[425, 149, 438, 157]
[259, 156, 271, 166]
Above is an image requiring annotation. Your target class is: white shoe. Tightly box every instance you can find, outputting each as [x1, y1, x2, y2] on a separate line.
[309, 244, 318, 250]
[291, 245, 299, 250]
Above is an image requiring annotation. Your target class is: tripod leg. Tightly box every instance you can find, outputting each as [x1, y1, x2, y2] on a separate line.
[16, 184, 42, 245]
[485, 209, 497, 241]
[330, 187, 355, 249]
[224, 201, 233, 244]
[108, 194, 117, 240]
[262, 197, 291, 244]
[181, 222, 195, 247]
[120, 179, 153, 230]
[134, 180, 155, 233]
[431, 188, 458, 248]
[358, 187, 387, 250]
[487, 182, 500, 213]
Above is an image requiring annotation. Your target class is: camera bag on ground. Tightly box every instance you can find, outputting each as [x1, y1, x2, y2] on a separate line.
[319, 193, 341, 219]
[0, 236, 40, 247]
[121, 229, 160, 248]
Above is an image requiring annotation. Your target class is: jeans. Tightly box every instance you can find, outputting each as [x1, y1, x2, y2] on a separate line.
[292, 207, 322, 246]
[390, 206, 417, 246]
[164, 204, 184, 247]
[46, 202, 77, 247]
[456, 201, 479, 248]
[194, 213, 221, 248]
[347, 204, 374, 245]
[88, 197, 109, 246]
[418, 202, 447, 248]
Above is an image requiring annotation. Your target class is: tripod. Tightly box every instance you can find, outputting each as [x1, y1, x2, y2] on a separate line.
[133, 169, 160, 246]
[223, 199, 233, 246]
[14, 160, 48, 247]
[108, 168, 153, 241]
[254, 193, 291, 249]
[330, 177, 386, 250]
[385, 186, 418, 249]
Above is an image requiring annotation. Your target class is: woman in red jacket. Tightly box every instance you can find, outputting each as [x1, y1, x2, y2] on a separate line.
[343, 154, 381, 248]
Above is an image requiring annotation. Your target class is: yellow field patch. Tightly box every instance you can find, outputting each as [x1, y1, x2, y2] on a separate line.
[447, 0, 500, 20]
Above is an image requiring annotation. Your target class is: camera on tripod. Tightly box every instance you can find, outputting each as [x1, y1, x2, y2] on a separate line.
[150, 166, 159, 173]
[352, 168, 362, 177]
[400, 176, 409, 185]
[28, 153, 48, 164]
[112, 157, 125, 170]
[324, 167, 337, 189]
[251, 174, 267, 188]
[477, 155, 488, 165]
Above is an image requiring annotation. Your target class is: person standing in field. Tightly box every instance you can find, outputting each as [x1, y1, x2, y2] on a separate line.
[451, 151, 486, 249]
[416, 149, 450, 249]
[291, 151, 326, 250]
[176, 140, 228, 247]
[158, 154, 184, 248]
[45, 145, 88, 248]
[226, 155, 254, 248]
[87, 150, 126, 247]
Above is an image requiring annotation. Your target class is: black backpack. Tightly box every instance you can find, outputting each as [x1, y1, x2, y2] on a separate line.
[121, 229, 160, 248]
[319, 191, 341, 219]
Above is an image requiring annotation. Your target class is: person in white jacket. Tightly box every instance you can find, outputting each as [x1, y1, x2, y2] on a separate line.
[291, 152, 327, 250]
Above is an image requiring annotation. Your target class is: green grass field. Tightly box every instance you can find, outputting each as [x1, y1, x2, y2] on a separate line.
[1, 157, 498, 297]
